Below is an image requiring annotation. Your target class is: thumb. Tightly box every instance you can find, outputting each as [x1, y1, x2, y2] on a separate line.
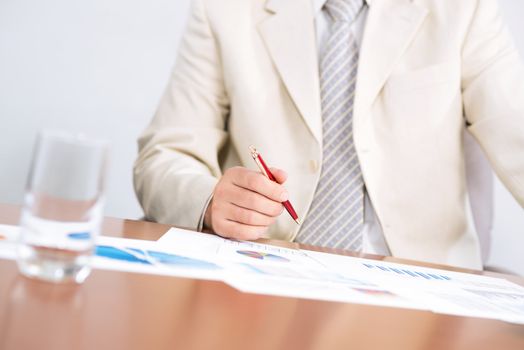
[270, 167, 288, 185]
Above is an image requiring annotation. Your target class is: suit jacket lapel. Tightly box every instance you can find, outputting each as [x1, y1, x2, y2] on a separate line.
[355, 0, 428, 111]
[257, 0, 428, 145]
[258, 0, 323, 144]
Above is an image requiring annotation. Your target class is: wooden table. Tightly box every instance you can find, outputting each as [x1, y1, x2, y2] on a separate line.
[0, 203, 523, 350]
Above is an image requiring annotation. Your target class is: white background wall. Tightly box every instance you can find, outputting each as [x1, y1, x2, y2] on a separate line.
[0, 0, 523, 274]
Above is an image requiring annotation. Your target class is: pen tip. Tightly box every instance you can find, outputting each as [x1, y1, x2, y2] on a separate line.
[294, 219, 301, 225]
[249, 145, 259, 159]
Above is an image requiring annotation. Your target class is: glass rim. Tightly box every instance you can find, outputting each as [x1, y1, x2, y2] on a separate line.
[38, 129, 109, 149]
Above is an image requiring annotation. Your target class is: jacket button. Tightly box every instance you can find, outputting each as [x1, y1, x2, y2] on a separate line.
[309, 160, 319, 173]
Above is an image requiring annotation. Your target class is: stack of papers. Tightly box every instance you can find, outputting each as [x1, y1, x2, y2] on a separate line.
[1, 224, 523, 324]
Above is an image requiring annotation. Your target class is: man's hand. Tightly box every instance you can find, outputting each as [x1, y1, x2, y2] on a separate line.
[204, 166, 288, 240]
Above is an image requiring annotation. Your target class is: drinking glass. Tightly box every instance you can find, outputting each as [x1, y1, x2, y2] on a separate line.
[17, 130, 108, 283]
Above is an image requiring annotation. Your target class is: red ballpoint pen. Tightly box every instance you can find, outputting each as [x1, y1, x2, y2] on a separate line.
[249, 145, 301, 225]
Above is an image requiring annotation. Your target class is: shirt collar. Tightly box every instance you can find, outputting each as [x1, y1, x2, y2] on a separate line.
[312, 0, 369, 15]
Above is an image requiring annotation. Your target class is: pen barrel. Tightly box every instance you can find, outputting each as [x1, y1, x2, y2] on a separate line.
[282, 200, 298, 220]
[256, 156, 276, 182]
[252, 151, 300, 224]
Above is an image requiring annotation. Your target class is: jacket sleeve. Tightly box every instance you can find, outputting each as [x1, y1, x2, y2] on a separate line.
[462, 0, 524, 208]
[133, 0, 228, 228]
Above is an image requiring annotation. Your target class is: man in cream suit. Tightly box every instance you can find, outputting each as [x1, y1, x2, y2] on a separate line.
[134, 0, 524, 270]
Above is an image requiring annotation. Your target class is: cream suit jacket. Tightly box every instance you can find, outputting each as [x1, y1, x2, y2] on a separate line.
[134, 0, 524, 270]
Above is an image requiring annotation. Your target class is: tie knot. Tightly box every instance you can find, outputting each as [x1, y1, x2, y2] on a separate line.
[324, 0, 364, 23]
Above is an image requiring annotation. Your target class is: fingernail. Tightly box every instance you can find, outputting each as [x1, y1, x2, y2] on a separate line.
[280, 191, 289, 202]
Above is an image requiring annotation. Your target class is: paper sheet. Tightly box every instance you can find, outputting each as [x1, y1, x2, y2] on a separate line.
[0, 224, 19, 260]
[1, 224, 523, 324]
[306, 250, 524, 323]
[157, 227, 224, 258]
[93, 236, 225, 281]
[159, 228, 524, 322]
[0, 225, 224, 281]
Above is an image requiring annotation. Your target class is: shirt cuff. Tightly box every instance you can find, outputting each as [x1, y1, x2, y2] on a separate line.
[197, 193, 214, 232]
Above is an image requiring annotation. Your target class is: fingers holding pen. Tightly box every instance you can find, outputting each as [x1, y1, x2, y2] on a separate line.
[204, 166, 287, 240]
[218, 177, 284, 217]
[230, 167, 289, 203]
[268, 167, 288, 185]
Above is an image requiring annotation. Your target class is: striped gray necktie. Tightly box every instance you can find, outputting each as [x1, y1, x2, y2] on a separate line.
[297, 0, 365, 251]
